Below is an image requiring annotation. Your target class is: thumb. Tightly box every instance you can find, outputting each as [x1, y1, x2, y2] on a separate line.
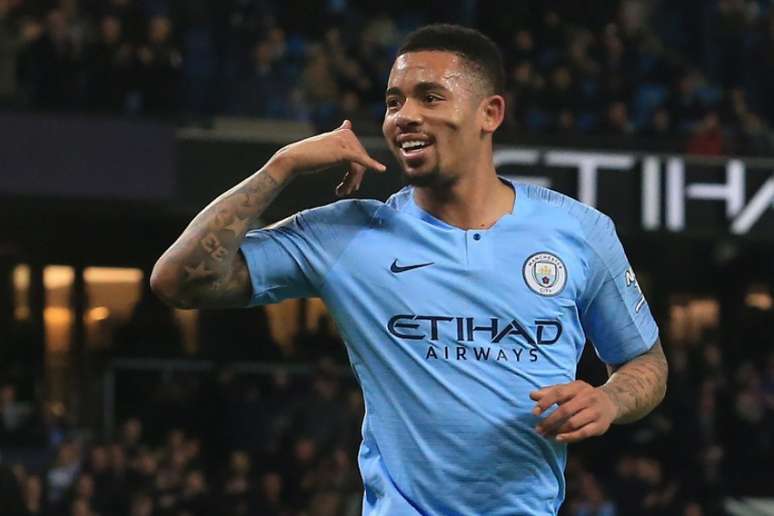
[339, 119, 352, 130]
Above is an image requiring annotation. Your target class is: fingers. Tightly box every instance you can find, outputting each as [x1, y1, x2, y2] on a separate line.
[352, 162, 367, 191]
[350, 148, 386, 173]
[331, 120, 385, 195]
[335, 162, 366, 197]
[555, 418, 605, 443]
[531, 381, 615, 444]
[337, 120, 387, 173]
[535, 395, 588, 436]
[555, 408, 598, 438]
[530, 382, 583, 416]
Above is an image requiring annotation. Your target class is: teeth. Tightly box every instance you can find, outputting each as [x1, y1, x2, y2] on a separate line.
[400, 140, 428, 150]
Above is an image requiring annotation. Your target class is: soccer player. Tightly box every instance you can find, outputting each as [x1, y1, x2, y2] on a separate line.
[151, 24, 667, 516]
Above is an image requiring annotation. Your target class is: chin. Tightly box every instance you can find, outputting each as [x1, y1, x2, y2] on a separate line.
[401, 166, 435, 186]
[401, 165, 455, 188]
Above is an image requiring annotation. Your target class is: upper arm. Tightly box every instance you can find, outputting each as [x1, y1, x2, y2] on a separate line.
[578, 214, 659, 365]
[151, 248, 253, 310]
[195, 250, 253, 308]
[239, 200, 374, 306]
[606, 338, 665, 375]
[239, 217, 318, 305]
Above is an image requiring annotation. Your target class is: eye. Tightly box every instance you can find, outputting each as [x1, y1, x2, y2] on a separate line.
[424, 94, 442, 103]
[386, 97, 401, 109]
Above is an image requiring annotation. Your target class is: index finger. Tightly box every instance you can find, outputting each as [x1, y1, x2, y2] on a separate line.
[529, 384, 575, 416]
[336, 162, 366, 197]
[347, 141, 386, 172]
[351, 152, 387, 173]
[342, 129, 387, 172]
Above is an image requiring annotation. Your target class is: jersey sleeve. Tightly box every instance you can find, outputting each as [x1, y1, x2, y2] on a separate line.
[239, 199, 374, 306]
[577, 213, 659, 365]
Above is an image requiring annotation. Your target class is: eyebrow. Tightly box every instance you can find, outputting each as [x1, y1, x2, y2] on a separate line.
[385, 81, 450, 97]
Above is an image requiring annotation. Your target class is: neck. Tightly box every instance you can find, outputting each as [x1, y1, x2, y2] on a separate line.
[413, 159, 514, 230]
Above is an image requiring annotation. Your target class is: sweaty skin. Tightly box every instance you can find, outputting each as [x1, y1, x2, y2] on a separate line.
[383, 51, 514, 230]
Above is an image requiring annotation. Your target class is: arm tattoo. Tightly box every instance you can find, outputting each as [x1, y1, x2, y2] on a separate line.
[600, 340, 668, 424]
[156, 168, 287, 308]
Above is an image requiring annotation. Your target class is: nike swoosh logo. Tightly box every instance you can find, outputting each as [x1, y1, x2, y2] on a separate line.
[390, 259, 434, 273]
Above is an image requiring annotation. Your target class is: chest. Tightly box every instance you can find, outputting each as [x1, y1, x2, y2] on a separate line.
[324, 220, 587, 336]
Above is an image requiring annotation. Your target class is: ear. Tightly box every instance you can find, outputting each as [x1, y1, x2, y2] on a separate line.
[480, 94, 506, 134]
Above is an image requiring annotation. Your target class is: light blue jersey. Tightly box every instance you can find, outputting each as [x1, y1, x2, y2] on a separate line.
[240, 179, 658, 516]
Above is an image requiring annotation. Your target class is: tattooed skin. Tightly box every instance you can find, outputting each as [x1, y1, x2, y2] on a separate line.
[152, 167, 288, 309]
[152, 119, 388, 309]
[600, 340, 668, 424]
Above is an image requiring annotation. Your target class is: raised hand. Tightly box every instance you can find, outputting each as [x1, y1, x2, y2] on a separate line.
[272, 120, 387, 196]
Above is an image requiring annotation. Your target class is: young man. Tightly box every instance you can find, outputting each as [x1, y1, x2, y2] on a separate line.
[151, 24, 667, 516]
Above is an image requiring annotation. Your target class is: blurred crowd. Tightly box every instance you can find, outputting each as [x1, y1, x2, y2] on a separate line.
[2, 0, 774, 154]
[2, 301, 774, 515]
[1, 361, 367, 516]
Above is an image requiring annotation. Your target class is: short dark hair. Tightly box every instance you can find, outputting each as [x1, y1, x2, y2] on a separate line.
[397, 24, 506, 96]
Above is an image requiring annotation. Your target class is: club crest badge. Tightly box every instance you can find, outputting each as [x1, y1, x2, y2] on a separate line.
[523, 252, 567, 296]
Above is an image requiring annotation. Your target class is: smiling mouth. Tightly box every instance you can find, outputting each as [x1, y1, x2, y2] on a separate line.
[399, 140, 434, 158]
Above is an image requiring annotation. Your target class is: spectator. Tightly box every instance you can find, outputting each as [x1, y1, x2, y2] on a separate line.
[302, 45, 340, 130]
[0, 464, 25, 516]
[737, 112, 774, 157]
[84, 15, 133, 112]
[292, 362, 348, 450]
[605, 100, 635, 135]
[128, 491, 154, 516]
[70, 497, 96, 516]
[119, 417, 143, 458]
[178, 468, 212, 516]
[507, 60, 543, 131]
[508, 28, 536, 67]
[103, 0, 146, 45]
[670, 69, 708, 131]
[234, 39, 293, 118]
[598, 26, 634, 105]
[572, 472, 617, 516]
[0, 382, 32, 444]
[16, 9, 82, 109]
[686, 111, 726, 156]
[542, 64, 579, 130]
[72, 473, 97, 508]
[2, 0, 774, 154]
[0, 0, 19, 105]
[221, 450, 253, 516]
[253, 471, 290, 515]
[705, 0, 749, 89]
[639, 106, 673, 150]
[136, 15, 181, 116]
[46, 440, 82, 506]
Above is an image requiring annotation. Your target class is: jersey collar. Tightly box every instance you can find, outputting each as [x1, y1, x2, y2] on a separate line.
[405, 177, 519, 231]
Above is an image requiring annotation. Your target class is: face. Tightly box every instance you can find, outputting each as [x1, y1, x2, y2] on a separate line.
[383, 51, 502, 187]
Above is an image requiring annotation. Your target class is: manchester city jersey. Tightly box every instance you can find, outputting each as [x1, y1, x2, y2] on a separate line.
[240, 179, 659, 516]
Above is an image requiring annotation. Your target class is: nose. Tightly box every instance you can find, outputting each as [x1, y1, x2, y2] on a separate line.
[395, 98, 423, 129]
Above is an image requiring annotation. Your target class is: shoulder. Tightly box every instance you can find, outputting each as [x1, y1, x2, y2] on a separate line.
[517, 182, 616, 244]
[384, 186, 413, 211]
[250, 198, 387, 256]
[267, 198, 385, 232]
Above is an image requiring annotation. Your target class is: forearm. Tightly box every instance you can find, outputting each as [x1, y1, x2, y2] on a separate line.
[151, 156, 294, 307]
[599, 340, 668, 424]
